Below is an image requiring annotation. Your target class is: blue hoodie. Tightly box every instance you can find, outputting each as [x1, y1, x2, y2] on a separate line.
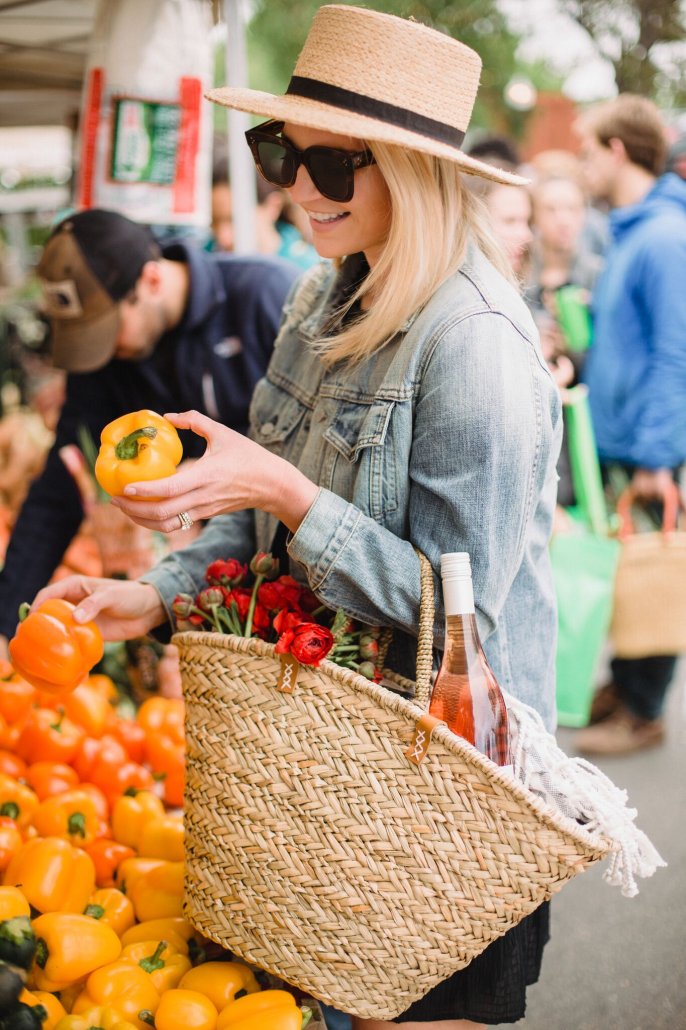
[583, 173, 686, 469]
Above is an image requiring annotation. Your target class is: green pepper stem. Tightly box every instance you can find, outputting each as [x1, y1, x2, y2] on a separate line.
[17, 602, 31, 622]
[34, 937, 48, 969]
[67, 812, 86, 838]
[114, 426, 157, 461]
[139, 939, 167, 972]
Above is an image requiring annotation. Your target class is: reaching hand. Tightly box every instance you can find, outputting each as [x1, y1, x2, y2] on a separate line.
[30, 576, 166, 641]
[108, 410, 319, 535]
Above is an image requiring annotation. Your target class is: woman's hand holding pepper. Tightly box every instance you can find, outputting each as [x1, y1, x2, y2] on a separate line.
[109, 410, 319, 535]
[29, 578, 164, 641]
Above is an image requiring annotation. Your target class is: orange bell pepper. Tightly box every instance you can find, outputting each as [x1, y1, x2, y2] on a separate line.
[144, 734, 185, 808]
[84, 840, 136, 889]
[84, 888, 136, 937]
[154, 988, 218, 1030]
[0, 749, 27, 778]
[137, 813, 184, 861]
[217, 990, 302, 1030]
[0, 817, 22, 871]
[9, 599, 103, 695]
[179, 961, 261, 1012]
[71, 960, 160, 1030]
[114, 857, 166, 897]
[54, 1008, 139, 1030]
[0, 772, 38, 828]
[25, 761, 79, 801]
[31, 911, 122, 991]
[0, 884, 31, 919]
[94, 409, 183, 497]
[111, 790, 165, 850]
[119, 917, 199, 956]
[108, 719, 147, 764]
[126, 860, 185, 922]
[16, 708, 85, 765]
[103, 761, 155, 807]
[119, 939, 191, 993]
[87, 674, 119, 702]
[58, 684, 111, 738]
[137, 696, 185, 744]
[20, 987, 68, 1030]
[0, 674, 35, 724]
[73, 734, 127, 783]
[32, 789, 100, 847]
[4, 837, 95, 913]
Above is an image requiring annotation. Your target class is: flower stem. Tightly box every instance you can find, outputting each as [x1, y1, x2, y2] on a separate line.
[244, 573, 265, 638]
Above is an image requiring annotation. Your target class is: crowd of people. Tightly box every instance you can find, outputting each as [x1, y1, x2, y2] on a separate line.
[0, 5, 684, 1028]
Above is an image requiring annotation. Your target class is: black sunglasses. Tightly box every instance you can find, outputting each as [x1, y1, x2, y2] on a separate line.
[245, 120, 376, 203]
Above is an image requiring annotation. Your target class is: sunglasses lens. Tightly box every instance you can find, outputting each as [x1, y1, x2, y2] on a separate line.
[308, 149, 352, 202]
[256, 140, 296, 187]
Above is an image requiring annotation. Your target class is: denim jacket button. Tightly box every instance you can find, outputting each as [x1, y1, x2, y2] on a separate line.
[261, 421, 276, 436]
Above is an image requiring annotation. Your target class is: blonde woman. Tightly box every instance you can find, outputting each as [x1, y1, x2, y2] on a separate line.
[33, 7, 561, 1028]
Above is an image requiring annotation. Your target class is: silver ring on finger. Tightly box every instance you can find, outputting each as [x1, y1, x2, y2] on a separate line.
[178, 510, 194, 532]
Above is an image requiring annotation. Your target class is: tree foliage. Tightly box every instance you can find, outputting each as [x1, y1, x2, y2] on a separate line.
[559, 0, 686, 105]
[245, 0, 529, 136]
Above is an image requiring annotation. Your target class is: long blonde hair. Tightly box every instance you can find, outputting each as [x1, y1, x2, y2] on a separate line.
[314, 142, 515, 365]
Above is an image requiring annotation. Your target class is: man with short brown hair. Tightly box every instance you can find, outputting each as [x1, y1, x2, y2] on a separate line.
[574, 95, 686, 755]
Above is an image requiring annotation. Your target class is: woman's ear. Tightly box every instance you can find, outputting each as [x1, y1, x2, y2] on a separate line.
[607, 137, 629, 164]
[139, 260, 163, 293]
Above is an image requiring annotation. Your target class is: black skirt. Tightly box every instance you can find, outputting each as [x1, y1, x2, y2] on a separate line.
[393, 901, 550, 1025]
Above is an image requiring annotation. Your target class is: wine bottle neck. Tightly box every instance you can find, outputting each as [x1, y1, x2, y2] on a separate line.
[442, 575, 475, 616]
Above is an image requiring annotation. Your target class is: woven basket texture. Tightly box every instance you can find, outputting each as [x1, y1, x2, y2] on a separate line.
[176, 630, 611, 1019]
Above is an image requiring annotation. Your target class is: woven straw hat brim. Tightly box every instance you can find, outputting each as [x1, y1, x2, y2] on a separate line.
[206, 86, 529, 187]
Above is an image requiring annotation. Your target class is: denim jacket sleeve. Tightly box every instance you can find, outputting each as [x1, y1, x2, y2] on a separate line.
[288, 307, 558, 651]
[141, 508, 256, 626]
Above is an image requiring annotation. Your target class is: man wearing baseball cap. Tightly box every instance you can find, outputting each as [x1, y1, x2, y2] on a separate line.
[0, 209, 298, 653]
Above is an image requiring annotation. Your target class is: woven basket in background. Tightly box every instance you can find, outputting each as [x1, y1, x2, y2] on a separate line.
[175, 556, 611, 1020]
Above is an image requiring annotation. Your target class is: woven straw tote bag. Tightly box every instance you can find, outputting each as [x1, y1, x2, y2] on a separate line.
[175, 554, 611, 1020]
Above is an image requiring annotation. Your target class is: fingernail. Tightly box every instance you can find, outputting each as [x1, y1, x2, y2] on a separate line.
[123, 486, 137, 496]
[73, 608, 88, 623]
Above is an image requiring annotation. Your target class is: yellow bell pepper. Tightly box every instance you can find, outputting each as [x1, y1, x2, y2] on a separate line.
[111, 790, 165, 850]
[119, 939, 191, 992]
[94, 410, 183, 497]
[31, 912, 122, 991]
[179, 961, 261, 1011]
[127, 860, 185, 922]
[54, 1008, 139, 1030]
[58, 979, 88, 1014]
[119, 917, 199, 956]
[217, 990, 302, 1030]
[115, 856, 166, 896]
[84, 888, 136, 938]
[0, 884, 31, 919]
[20, 987, 67, 1030]
[32, 788, 100, 847]
[3, 837, 95, 913]
[154, 988, 218, 1030]
[71, 960, 160, 1030]
[137, 813, 185, 861]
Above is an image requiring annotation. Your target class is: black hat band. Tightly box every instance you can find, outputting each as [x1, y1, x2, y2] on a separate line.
[286, 76, 466, 149]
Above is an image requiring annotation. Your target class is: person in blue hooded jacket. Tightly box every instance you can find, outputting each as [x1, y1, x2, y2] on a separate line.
[575, 94, 686, 755]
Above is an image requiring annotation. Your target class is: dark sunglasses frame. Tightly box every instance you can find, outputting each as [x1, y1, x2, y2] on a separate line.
[245, 119, 376, 202]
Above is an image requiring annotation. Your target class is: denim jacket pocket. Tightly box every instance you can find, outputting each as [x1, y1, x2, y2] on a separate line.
[249, 377, 309, 453]
[323, 398, 398, 519]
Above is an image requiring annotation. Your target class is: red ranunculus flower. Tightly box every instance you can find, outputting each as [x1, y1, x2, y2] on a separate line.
[206, 559, 248, 587]
[226, 588, 252, 621]
[273, 608, 304, 635]
[258, 576, 303, 612]
[288, 623, 335, 666]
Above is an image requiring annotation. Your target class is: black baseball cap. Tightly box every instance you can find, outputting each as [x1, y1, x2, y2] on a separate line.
[37, 209, 160, 373]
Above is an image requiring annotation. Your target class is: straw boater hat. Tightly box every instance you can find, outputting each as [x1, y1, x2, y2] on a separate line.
[207, 4, 527, 187]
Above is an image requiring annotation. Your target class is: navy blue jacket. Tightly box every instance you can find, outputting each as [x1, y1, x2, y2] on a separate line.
[0, 242, 298, 638]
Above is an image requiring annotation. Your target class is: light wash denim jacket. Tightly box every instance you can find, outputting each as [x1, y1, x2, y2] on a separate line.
[144, 243, 562, 729]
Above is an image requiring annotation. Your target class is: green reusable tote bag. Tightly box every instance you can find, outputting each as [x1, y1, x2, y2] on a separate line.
[552, 386, 620, 727]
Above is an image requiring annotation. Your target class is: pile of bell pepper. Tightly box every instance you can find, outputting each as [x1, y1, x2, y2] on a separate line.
[0, 662, 313, 1030]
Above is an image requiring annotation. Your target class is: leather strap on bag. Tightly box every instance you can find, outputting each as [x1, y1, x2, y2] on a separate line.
[616, 480, 682, 542]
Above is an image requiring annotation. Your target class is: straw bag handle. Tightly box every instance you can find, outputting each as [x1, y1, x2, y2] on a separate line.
[414, 549, 436, 710]
[616, 481, 682, 542]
